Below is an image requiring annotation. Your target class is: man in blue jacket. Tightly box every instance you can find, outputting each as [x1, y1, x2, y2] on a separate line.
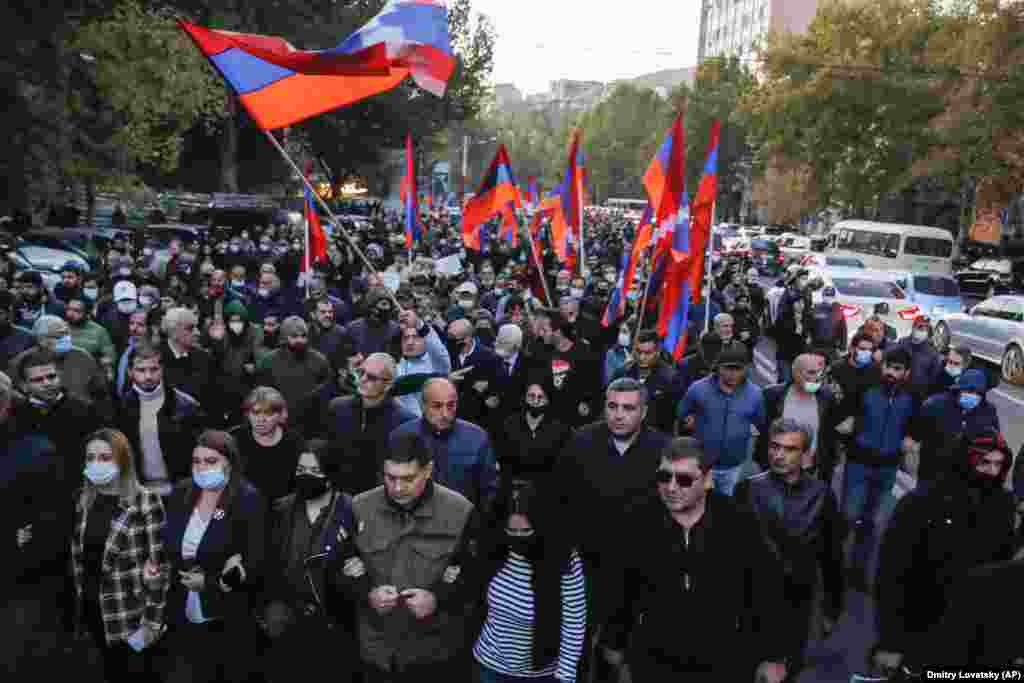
[389, 377, 499, 512]
[844, 346, 918, 581]
[677, 342, 766, 496]
[911, 368, 1000, 485]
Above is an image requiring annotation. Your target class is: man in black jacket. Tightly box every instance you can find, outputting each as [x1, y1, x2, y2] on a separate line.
[159, 306, 220, 420]
[610, 329, 679, 433]
[556, 378, 672, 628]
[324, 352, 416, 494]
[117, 342, 206, 497]
[0, 371, 70, 679]
[737, 418, 845, 679]
[873, 429, 1017, 678]
[603, 436, 790, 683]
[754, 353, 837, 482]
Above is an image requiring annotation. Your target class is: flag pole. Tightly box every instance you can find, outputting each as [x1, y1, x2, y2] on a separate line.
[304, 191, 311, 301]
[633, 247, 654, 348]
[262, 129, 403, 311]
[703, 200, 717, 335]
[524, 218, 555, 308]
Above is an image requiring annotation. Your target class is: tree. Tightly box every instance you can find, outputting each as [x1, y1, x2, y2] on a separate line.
[673, 56, 756, 222]
[744, 0, 947, 218]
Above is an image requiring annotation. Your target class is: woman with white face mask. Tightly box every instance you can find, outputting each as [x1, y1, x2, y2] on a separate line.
[71, 429, 168, 683]
[159, 430, 267, 683]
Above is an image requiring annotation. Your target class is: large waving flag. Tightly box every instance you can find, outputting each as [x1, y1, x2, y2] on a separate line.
[688, 120, 720, 294]
[179, 0, 456, 130]
[622, 204, 654, 302]
[400, 134, 421, 249]
[644, 114, 687, 227]
[462, 145, 522, 250]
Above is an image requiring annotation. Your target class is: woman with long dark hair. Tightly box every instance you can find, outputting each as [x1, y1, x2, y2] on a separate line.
[263, 439, 361, 682]
[159, 429, 267, 683]
[70, 428, 168, 683]
[472, 482, 587, 683]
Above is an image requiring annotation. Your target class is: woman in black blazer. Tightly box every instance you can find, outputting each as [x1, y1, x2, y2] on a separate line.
[159, 429, 267, 683]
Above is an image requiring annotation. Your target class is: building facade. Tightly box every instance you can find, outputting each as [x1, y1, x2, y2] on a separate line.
[697, 0, 820, 61]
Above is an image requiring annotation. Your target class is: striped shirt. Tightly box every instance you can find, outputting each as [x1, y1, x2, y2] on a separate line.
[473, 550, 587, 682]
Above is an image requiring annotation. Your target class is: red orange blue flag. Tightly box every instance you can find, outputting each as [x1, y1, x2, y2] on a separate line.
[643, 114, 686, 229]
[179, 0, 456, 130]
[462, 144, 521, 250]
[399, 134, 421, 249]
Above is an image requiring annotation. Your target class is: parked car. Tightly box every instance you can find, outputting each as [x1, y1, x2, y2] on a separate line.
[750, 238, 785, 275]
[6, 243, 91, 292]
[800, 254, 865, 269]
[780, 235, 812, 265]
[893, 272, 963, 320]
[934, 295, 1024, 385]
[954, 259, 1024, 298]
[807, 266, 919, 347]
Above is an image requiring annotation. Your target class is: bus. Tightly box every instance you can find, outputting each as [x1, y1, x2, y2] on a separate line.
[826, 220, 955, 274]
[605, 198, 648, 213]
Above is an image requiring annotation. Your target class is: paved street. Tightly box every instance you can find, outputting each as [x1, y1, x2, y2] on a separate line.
[748, 319, 1023, 682]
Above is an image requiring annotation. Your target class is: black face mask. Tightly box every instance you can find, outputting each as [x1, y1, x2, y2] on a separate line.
[295, 474, 331, 500]
[525, 403, 548, 418]
[506, 535, 539, 558]
[369, 308, 391, 324]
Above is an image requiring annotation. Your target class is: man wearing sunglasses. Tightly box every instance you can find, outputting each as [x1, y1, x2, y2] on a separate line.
[753, 353, 837, 482]
[737, 418, 845, 681]
[602, 437, 790, 683]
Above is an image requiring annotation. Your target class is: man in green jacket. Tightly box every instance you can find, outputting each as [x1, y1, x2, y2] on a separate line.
[65, 297, 115, 379]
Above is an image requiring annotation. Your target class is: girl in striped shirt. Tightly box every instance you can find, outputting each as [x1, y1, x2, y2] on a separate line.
[472, 482, 587, 683]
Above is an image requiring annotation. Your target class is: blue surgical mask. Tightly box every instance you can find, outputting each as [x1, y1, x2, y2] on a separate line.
[193, 467, 227, 490]
[83, 287, 98, 300]
[854, 350, 873, 367]
[945, 364, 963, 379]
[803, 382, 822, 394]
[84, 461, 119, 486]
[54, 335, 73, 353]
[958, 392, 981, 411]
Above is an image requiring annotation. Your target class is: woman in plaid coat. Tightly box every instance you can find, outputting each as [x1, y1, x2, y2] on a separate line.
[70, 428, 169, 683]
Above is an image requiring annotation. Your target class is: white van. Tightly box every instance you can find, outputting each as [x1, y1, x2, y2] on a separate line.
[826, 220, 954, 274]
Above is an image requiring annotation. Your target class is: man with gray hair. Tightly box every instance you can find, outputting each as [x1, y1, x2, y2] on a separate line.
[735, 417, 844, 679]
[258, 314, 331, 418]
[326, 352, 416, 494]
[158, 305, 219, 416]
[486, 323, 536, 433]
[713, 312, 735, 346]
[388, 377, 499, 510]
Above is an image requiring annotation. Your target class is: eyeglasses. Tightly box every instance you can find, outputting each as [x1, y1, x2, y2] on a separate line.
[655, 470, 700, 487]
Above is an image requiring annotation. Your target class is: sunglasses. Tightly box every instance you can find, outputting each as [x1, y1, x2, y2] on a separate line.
[655, 470, 700, 487]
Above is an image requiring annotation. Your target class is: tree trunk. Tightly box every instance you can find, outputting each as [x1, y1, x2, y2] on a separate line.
[219, 106, 240, 193]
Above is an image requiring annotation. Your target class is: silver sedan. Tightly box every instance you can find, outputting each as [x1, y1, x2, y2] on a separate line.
[933, 295, 1024, 385]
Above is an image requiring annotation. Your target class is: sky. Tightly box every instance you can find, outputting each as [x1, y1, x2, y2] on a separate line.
[470, 1, 702, 96]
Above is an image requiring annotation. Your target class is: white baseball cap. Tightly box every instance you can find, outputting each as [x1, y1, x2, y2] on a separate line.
[113, 281, 138, 302]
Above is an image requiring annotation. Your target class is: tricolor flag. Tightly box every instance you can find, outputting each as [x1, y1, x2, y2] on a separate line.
[602, 249, 630, 328]
[179, 0, 456, 130]
[559, 130, 586, 244]
[656, 120, 719, 360]
[499, 203, 519, 248]
[643, 113, 686, 228]
[399, 134, 421, 249]
[462, 145, 521, 250]
[303, 184, 328, 273]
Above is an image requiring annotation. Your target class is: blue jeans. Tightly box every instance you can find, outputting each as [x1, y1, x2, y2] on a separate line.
[842, 461, 898, 526]
[712, 465, 743, 496]
[476, 663, 557, 683]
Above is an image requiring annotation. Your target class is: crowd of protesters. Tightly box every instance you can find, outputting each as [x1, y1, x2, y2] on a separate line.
[1, 204, 1023, 683]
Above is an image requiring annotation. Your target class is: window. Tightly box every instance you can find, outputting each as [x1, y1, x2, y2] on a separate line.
[1002, 300, 1024, 323]
[836, 229, 900, 258]
[904, 236, 953, 258]
[972, 300, 1001, 318]
[912, 275, 959, 297]
[825, 256, 865, 268]
[831, 278, 906, 299]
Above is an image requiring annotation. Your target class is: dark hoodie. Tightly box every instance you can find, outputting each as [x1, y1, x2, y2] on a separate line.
[875, 431, 1016, 658]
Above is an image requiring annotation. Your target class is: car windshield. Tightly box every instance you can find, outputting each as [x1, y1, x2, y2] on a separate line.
[826, 257, 864, 268]
[913, 275, 960, 297]
[972, 259, 1009, 273]
[831, 277, 906, 299]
